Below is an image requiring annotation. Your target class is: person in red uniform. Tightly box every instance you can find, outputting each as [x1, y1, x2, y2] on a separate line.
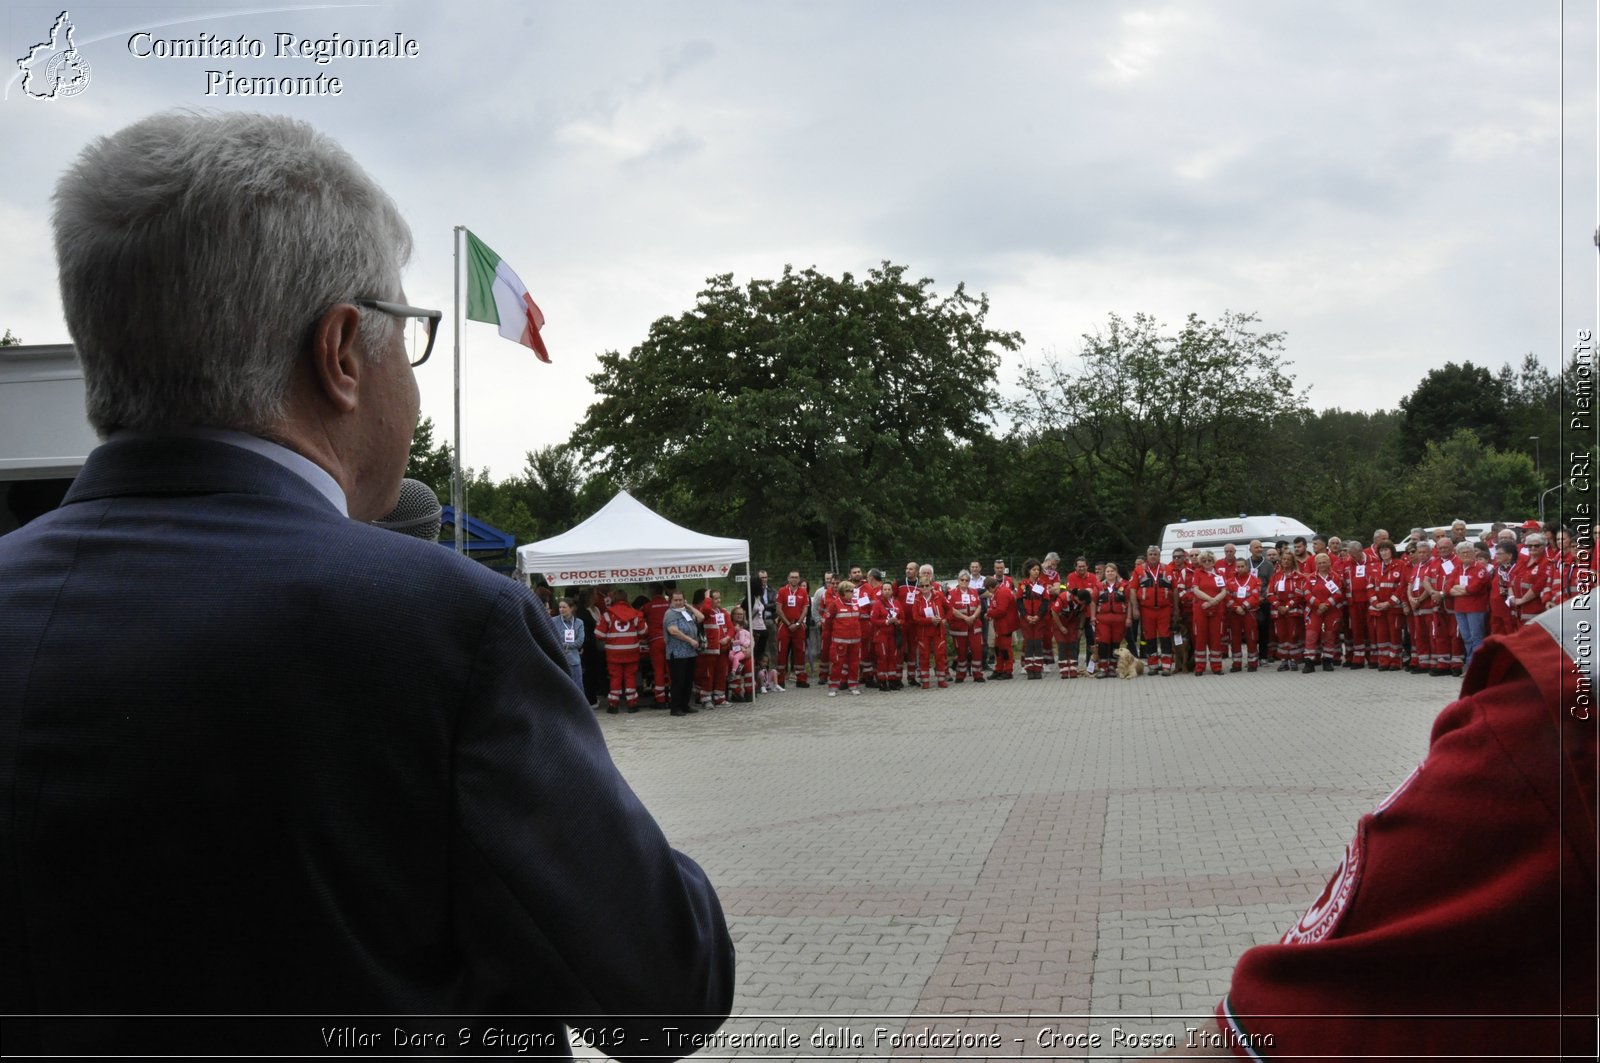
[596, 588, 647, 713]
[1017, 559, 1052, 680]
[1226, 557, 1262, 672]
[1268, 561, 1305, 671]
[988, 575, 1018, 680]
[895, 571, 921, 686]
[1423, 534, 1464, 677]
[1340, 542, 1374, 669]
[1509, 533, 1552, 622]
[946, 570, 984, 682]
[696, 589, 730, 706]
[1367, 542, 1404, 670]
[870, 582, 903, 691]
[1169, 547, 1195, 674]
[844, 566, 877, 688]
[644, 582, 673, 705]
[1134, 545, 1176, 676]
[1302, 553, 1345, 673]
[813, 572, 840, 686]
[824, 579, 865, 696]
[1189, 551, 1229, 676]
[1403, 540, 1437, 674]
[1094, 562, 1131, 675]
[908, 565, 949, 689]
[1050, 584, 1087, 678]
[1445, 540, 1491, 671]
[1157, 601, 1596, 1062]
[774, 571, 810, 689]
[1065, 557, 1102, 675]
[1291, 536, 1316, 575]
[1488, 541, 1519, 637]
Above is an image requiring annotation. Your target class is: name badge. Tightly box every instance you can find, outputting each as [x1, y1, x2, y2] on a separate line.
[786, 594, 798, 607]
[1235, 587, 1247, 598]
[1458, 573, 1468, 587]
[1355, 564, 1366, 577]
[1442, 560, 1456, 575]
[923, 606, 937, 620]
[563, 627, 575, 644]
[1032, 583, 1045, 595]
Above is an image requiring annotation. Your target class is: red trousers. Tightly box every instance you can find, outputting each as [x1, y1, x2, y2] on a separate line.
[1191, 605, 1225, 673]
[911, 625, 948, 685]
[1226, 611, 1258, 667]
[992, 632, 1014, 675]
[606, 655, 640, 708]
[1304, 607, 1341, 659]
[873, 629, 900, 679]
[648, 637, 668, 701]
[1409, 610, 1437, 670]
[1367, 606, 1398, 668]
[695, 649, 727, 705]
[949, 626, 982, 678]
[1272, 612, 1303, 660]
[1346, 599, 1371, 665]
[828, 639, 861, 690]
[775, 622, 807, 685]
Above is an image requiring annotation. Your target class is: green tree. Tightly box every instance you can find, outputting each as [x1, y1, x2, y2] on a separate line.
[0, 329, 19, 347]
[405, 416, 453, 500]
[1007, 311, 1307, 557]
[1393, 428, 1540, 526]
[1395, 361, 1509, 465]
[570, 262, 1020, 566]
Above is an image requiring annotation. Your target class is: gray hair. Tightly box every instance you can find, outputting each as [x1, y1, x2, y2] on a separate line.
[53, 111, 412, 435]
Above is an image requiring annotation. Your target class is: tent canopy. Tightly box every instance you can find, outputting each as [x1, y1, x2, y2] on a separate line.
[515, 490, 749, 585]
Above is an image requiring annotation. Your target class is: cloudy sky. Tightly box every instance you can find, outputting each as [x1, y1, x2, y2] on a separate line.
[2, 0, 1594, 479]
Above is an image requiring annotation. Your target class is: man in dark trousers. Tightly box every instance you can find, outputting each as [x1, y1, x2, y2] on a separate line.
[0, 112, 733, 1057]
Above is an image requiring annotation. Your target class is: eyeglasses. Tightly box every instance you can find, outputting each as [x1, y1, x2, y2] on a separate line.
[355, 299, 442, 367]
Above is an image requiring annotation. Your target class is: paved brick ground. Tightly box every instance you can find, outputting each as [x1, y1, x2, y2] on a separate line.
[579, 664, 1452, 1061]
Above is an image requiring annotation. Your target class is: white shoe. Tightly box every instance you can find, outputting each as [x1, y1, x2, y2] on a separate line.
[827, 689, 838, 698]
[776, 685, 786, 692]
[849, 687, 862, 696]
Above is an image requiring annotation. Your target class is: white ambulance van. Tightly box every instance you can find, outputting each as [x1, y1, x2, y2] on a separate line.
[1159, 515, 1318, 563]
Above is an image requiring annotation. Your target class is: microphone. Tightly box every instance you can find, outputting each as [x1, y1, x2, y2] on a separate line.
[371, 478, 442, 542]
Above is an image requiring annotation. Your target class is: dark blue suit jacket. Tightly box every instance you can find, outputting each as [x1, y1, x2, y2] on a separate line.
[0, 437, 734, 1056]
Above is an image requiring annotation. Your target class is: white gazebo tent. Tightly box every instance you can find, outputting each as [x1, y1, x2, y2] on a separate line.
[516, 490, 756, 701]
[515, 490, 749, 587]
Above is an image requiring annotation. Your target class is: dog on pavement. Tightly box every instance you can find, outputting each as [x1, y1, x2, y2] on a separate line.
[1115, 646, 1148, 679]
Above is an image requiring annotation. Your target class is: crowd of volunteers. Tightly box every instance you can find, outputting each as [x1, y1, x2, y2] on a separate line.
[535, 519, 1590, 715]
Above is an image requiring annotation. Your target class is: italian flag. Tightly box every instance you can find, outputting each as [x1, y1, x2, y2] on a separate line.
[464, 229, 550, 363]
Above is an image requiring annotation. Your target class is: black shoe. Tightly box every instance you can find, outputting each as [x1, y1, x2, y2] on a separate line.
[796, 680, 809, 689]
[670, 709, 687, 716]
[606, 706, 619, 714]
[1451, 668, 1462, 677]
[1351, 662, 1365, 670]
[684, 705, 700, 713]
[1303, 661, 1316, 674]
[1322, 660, 1335, 672]
[1230, 663, 1242, 673]
[1277, 662, 1290, 672]
[627, 705, 639, 714]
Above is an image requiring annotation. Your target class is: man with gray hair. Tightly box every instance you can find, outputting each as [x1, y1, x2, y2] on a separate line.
[0, 112, 732, 1054]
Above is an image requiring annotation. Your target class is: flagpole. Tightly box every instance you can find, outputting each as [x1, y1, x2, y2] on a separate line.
[452, 225, 465, 555]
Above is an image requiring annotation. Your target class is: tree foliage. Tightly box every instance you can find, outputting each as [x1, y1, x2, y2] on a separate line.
[1007, 311, 1307, 556]
[571, 262, 1021, 566]
[1396, 361, 1510, 464]
[1394, 428, 1541, 527]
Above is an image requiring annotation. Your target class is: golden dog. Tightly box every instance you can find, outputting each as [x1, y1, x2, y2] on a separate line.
[1115, 646, 1148, 679]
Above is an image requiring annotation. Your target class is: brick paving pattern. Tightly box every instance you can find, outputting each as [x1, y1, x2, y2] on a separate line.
[577, 667, 1448, 1060]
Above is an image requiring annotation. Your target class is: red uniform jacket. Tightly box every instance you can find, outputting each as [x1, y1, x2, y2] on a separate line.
[597, 603, 646, 660]
[644, 595, 670, 643]
[1050, 588, 1085, 636]
[702, 604, 728, 651]
[1228, 573, 1262, 615]
[908, 586, 946, 629]
[1369, 561, 1403, 612]
[825, 597, 863, 642]
[1344, 558, 1374, 604]
[1135, 564, 1176, 612]
[1268, 569, 1304, 618]
[1095, 579, 1129, 621]
[1449, 560, 1491, 613]
[1509, 557, 1550, 618]
[990, 582, 1019, 635]
[1304, 572, 1345, 614]
[946, 587, 982, 635]
[1192, 567, 1230, 614]
[775, 584, 810, 628]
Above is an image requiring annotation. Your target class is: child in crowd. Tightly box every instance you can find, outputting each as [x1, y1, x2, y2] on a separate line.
[758, 656, 782, 692]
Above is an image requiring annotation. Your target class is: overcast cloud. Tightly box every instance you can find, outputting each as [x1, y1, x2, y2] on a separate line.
[2, 0, 1594, 479]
